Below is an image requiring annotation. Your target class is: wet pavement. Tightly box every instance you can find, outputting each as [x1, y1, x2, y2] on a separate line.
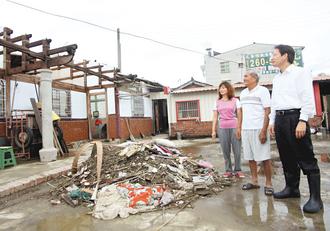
[0, 136, 329, 231]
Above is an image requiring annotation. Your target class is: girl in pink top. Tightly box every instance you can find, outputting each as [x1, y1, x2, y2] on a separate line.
[212, 81, 244, 178]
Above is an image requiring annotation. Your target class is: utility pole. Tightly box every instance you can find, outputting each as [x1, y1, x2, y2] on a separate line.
[117, 28, 121, 71]
[114, 28, 121, 139]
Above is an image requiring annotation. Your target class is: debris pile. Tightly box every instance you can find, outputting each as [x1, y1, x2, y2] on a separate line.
[51, 139, 233, 219]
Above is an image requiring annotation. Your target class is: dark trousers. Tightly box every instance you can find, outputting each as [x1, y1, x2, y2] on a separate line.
[275, 112, 320, 175]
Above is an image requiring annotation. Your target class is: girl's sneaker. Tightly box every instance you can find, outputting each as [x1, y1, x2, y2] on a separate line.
[223, 172, 233, 178]
[235, 171, 245, 178]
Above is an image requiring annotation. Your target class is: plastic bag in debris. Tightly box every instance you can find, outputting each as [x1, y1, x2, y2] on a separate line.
[116, 141, 136, 148]
[192, 175, 215, 185]
[117, 183, 164, 208]
[167, 165, 189, 179]
[160, 191, 175, 206]
[93, 184, 138, 220]
[69, 189, 92, 201]
[178, 182, 194, 190]
[197, 160, 214, 169]
[154, 139, 176, 148]
[66, 184, 79, 192]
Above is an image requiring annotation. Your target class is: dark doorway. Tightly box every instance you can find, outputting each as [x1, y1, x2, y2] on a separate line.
[152, 99, 169, 134]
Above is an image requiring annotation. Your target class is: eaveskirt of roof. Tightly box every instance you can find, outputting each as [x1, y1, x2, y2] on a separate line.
[172, 86, 218, 94]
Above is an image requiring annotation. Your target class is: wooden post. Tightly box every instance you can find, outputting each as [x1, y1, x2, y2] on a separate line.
[104, 88, 110, 140]
[3, 28, 12, 138]
[83, 61, 92, 140]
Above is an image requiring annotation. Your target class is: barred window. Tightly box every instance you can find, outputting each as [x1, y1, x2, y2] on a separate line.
[176, 100, 200, 120]
[220, 61, 230, 73]
[52, 88, 71, 118]
[132, 95, 144, 117]
[130, 86, 144, 117]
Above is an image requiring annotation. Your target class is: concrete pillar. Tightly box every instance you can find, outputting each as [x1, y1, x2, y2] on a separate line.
[38, 69, 57, 162]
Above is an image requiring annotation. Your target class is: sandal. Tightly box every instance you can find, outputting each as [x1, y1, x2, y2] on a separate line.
[264, 187, 274, 196]
[242, 183, 260, 190]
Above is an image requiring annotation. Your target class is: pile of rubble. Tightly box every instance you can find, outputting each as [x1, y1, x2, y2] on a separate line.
[50, 139, 233, 220]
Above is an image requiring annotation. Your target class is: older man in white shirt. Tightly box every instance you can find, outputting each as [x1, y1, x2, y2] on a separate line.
[269, 44, 322, 213]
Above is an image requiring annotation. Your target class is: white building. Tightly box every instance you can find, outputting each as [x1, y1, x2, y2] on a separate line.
[201, 43, 304, 86]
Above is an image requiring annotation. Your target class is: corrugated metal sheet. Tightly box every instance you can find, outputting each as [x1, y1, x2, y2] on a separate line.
[172, 86, 217, 94]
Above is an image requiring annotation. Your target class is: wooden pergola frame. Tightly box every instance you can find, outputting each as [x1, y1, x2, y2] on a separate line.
[0, 27, 163, 140]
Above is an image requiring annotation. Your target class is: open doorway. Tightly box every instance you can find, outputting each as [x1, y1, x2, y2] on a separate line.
[152, 99, 169, 134]
[90, 91, 108, 139]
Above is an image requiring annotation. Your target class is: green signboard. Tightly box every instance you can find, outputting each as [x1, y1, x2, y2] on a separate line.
[245, 49, 303, 74]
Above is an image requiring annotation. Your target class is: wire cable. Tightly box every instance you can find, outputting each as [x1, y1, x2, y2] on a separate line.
[5, 0, 240, 64]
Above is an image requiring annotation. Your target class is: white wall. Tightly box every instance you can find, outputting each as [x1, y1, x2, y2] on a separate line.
[106, 89, 131, 117]
[11, 81, 37, 110]
[71, 91, 87, 118]
[169, 91, 217, 123]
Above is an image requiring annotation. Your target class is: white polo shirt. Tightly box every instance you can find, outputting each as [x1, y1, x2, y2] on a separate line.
[239, 85, 271, 130]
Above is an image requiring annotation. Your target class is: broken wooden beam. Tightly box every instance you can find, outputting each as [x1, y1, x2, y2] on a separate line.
[10, 34, 32, 43]
[87, 83, 115, 90]
[27, 39, 52, 48]
[53, 74, 85, 82]
[66, 64, 115, 82]
[0, 38, 44, 60]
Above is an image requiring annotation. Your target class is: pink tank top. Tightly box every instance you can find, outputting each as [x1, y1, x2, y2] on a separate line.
[215, 98, 238, 129]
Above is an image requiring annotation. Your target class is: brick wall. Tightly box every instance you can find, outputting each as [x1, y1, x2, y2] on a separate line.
[0, 121, 6, 137]
[108, 115, 153, 139]
[1, 116, 153, 143]
[0, 119, 88, 144]
[170, 120, 212, 138]
[59, 119, 88, 143]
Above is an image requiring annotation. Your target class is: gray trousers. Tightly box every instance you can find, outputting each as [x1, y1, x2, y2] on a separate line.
[218, 128, 242, 172]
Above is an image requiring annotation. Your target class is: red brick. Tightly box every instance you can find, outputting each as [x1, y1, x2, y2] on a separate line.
[108, 115, 153, 139]
[170, 121, 212, 138]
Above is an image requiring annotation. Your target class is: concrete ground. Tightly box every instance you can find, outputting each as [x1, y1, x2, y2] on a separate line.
[0, 135, 329, 231]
